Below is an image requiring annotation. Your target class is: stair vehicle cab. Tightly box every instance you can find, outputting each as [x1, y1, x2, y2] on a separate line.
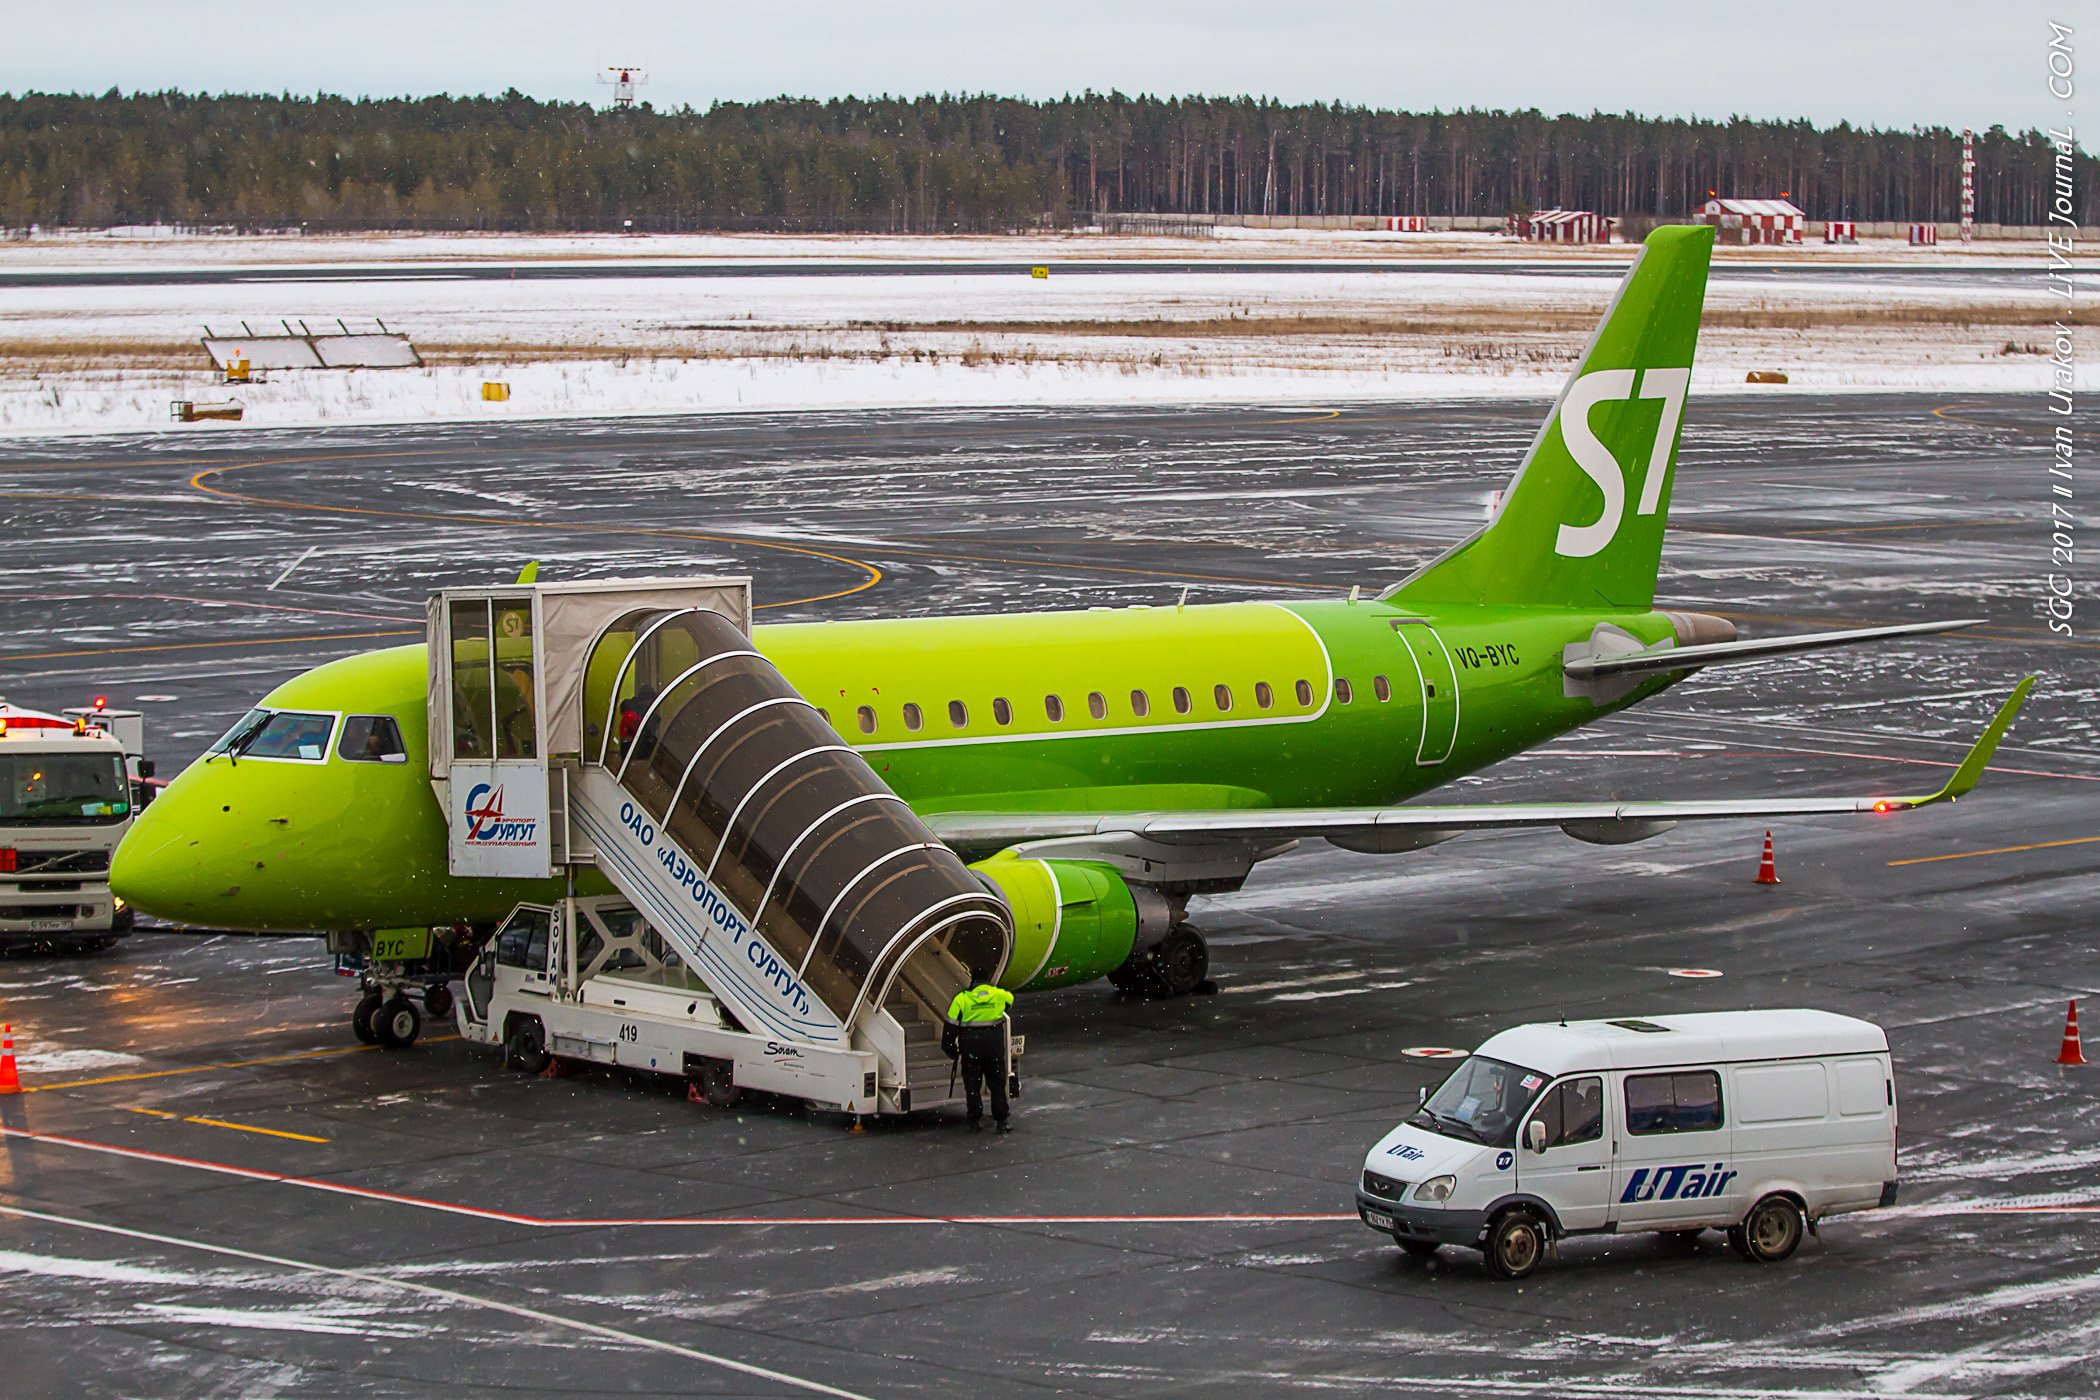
[1356, 1010, 1898, 1279]
[425, 576, 1014, 1116]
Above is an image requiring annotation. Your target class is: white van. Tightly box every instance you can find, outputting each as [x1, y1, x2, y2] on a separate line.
[1357, 1010, 1898, 1279]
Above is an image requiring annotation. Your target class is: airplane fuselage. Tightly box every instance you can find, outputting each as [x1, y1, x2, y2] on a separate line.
[111, 596, 1683, 935]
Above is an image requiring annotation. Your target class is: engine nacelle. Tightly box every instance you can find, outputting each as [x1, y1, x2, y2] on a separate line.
[972, 852, 1176, 992]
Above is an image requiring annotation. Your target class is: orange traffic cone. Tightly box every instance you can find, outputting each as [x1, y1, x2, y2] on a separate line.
[0, 1024, 20, 1095]
[1755, 831, 1781, 885]
[2058, 1000, 2087, 1066]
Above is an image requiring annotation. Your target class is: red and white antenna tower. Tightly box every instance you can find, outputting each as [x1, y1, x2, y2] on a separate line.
[1960, 128, 1975, 244]
[600, 65, 649, 109]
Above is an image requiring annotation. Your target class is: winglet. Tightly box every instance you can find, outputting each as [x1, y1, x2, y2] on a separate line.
[515, 561, 540, 585]
[1903, 675, 2036, 807]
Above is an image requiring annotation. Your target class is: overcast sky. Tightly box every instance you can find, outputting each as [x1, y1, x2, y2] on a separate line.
[6, 2, 2080, 134]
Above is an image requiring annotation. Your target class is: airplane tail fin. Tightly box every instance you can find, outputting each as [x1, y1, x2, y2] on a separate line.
[1387, 224, 1715, 611]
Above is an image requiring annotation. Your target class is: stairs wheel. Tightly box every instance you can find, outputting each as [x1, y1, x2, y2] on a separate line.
[503, 1015, 550, 1075]
[689, 1057, 744, 1109]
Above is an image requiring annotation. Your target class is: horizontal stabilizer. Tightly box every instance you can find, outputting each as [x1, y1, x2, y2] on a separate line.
[1562, 618, 1985, 681]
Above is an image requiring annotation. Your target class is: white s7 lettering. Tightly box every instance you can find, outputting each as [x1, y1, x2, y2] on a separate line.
[1553, 367, 1692, 558]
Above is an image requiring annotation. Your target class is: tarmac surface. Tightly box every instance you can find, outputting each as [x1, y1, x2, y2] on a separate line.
[0, 393, 2095, 1396]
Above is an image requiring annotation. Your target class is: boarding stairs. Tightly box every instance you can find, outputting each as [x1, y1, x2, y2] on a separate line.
[432, 579, 1009, 1115]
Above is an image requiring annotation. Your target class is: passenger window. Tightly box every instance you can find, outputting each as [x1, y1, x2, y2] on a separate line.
[1373, 674, 1392, 702]
[1088, 691, 1107, 720]
[1625, 1070, 1724, 1135]
[1045, 694, 1064, 722]
[948, 700, 968, 729]
[1172, 686, 1191, 715]
[338, 715, 407, 764]
[857, 705, 876, 735]
[1532, 1075, 1604, 1148]
[1295, 678, 1314, 706]
[1335, 678, 1354, 704]
[1130, 689, 1150, 717]
[1214, 684, 1233, 712]
[992, 697, 1013, 726]
[1254, 681, 1273, 710]
[902, 702, 923, 732]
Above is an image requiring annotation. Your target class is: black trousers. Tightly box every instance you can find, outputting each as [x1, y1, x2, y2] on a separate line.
[958, 1023, 1009, 1123]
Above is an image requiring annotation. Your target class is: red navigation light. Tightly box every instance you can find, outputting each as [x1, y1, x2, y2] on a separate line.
[1873, 800, 1891, 813]
[93, 695, 107, 710]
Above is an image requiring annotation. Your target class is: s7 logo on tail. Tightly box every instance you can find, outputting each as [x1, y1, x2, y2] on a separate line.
[1555, 366, 1692, 558]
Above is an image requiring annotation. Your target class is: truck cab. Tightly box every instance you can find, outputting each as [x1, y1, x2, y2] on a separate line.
[0, 700, 154, 950]
[1357, 1010, 1899, 1279]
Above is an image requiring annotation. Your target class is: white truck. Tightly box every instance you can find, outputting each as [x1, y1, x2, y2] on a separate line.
[0, 699, 155, 951]
[1357, 1010, 1899, 1279]
[441, 894, 1016, 1119]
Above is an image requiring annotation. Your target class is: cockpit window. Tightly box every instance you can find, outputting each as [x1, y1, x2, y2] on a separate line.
[207, 708, 270, 756]
[1414, 1055, 1552, 1148]
[225, 710, 335, 762]
[338, 715, 408, 764]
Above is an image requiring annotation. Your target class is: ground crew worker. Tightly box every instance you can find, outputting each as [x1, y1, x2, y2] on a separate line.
[945, 970, 1015, 1132]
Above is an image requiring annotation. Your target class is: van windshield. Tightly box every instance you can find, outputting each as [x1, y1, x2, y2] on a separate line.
[1413, 1055, 1552, 1148]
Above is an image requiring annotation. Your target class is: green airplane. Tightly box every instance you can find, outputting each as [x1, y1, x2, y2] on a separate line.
[111, 225, 2031, 1010]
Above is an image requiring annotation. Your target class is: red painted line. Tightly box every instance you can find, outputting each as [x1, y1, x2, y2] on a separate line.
[0, 1125, 1351, 1228]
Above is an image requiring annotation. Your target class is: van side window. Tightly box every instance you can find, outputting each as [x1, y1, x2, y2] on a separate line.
[1533, 1075, 1604, 1147]
[1625, 1070, 1724, 1134]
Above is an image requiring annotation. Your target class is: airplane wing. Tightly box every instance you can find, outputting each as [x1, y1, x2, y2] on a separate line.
[927, 677, 2034, 861]
[1563, 618, 1983, 681]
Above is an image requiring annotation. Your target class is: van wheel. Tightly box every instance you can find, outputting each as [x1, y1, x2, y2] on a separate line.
[503, 1016, 550, 1075]
[1734, 1196, 1805, 1263]
[1485, 1209, 1546, 1280]
[1399, 1239, 1441, 1260]
[373, 996, 422, 1049]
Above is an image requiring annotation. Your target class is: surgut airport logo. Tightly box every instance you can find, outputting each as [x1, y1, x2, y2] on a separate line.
[463, 783, 538, 846]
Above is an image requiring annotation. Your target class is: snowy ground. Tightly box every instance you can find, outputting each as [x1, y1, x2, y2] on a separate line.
[0, 229, 2090, 436]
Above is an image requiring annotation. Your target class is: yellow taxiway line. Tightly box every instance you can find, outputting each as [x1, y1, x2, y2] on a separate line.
[1889, 835, 2100, 867]
[126, 1106, 330, 1144]
[19, 1035, 459, 1093]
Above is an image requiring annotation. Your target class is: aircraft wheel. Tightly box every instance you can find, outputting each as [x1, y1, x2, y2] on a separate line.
[504, 1015, 550, 1075]
[423, 983, 455, 1020]
[1153, 927, 1210, 997]
[373, 995, 422, 1049]
[352, 990, 385, 1045]
[689, 1057, 743, 1109]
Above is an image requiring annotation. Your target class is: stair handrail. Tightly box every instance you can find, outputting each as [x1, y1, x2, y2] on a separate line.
[703, 744, 854, 880]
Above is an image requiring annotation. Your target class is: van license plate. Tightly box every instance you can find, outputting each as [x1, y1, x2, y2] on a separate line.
[29, 919, 68, 932]
[1363, 1209, 1395, 1231]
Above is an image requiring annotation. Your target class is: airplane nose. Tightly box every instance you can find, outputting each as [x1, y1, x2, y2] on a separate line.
[109, 793, 230, 924]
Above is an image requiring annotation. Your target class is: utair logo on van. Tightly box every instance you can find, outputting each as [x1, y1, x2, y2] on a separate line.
[1620, 1162, 1738, 1204]
[462, 784, 538, 846]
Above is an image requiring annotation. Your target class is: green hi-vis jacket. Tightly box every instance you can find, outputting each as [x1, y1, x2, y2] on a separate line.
[948, 984, 1015, 1024]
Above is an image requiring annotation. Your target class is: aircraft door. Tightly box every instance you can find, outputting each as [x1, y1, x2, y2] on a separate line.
[1390, 620, 1460, 765]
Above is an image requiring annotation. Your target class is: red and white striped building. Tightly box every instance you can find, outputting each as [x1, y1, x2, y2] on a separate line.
[1509, 209, 1612, 243]
[1383, 215, 1426, 232]
[1824, 220, 1858, 243]
[1698, 197, 1806, 244]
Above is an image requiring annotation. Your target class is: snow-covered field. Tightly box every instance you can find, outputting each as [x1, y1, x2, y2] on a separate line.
[0, 228, 2089, 436]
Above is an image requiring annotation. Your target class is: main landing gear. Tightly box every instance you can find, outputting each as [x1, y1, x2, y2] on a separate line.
[1109, 925, 1218, 999]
